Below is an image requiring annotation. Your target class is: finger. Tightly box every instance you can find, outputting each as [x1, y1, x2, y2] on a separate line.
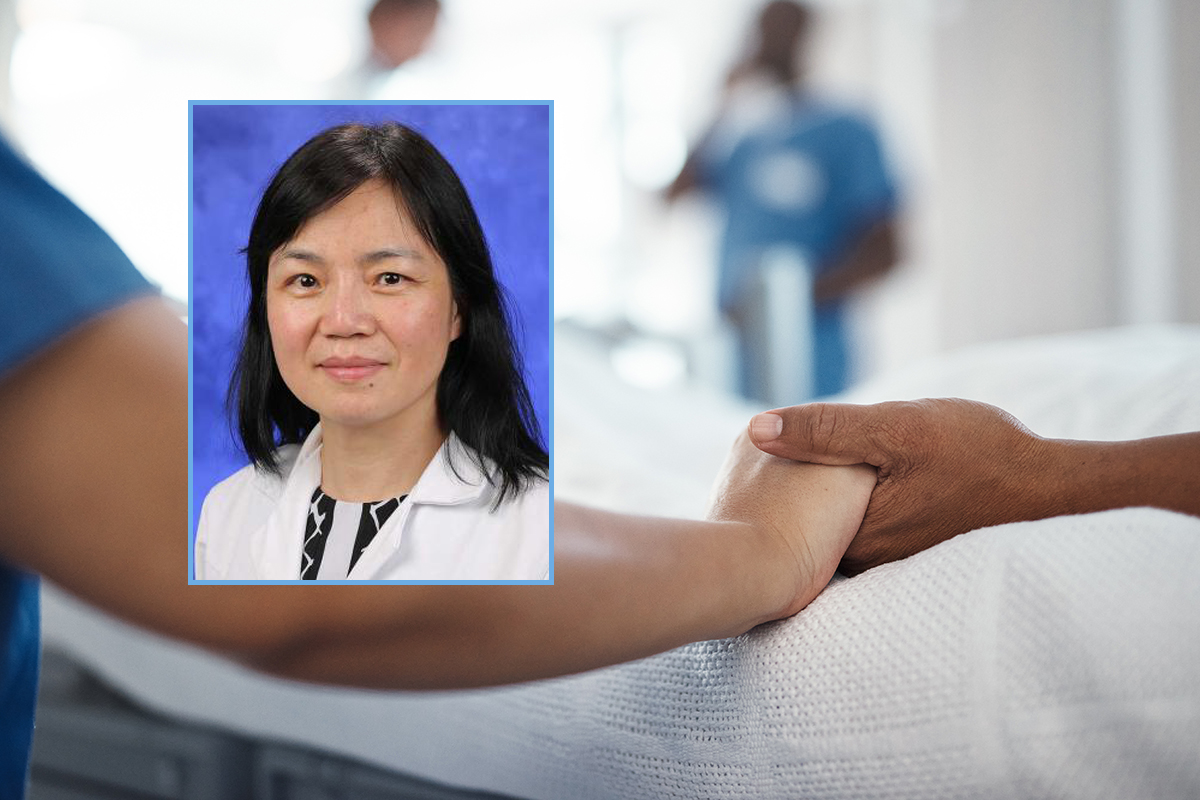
[748, 402, 901, 467]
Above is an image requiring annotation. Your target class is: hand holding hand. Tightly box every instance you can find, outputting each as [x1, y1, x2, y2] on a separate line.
[747, 399, 1050, 575]
[708, 430, 876, 619]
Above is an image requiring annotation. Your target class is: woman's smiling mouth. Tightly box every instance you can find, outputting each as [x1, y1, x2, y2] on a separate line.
[319, 357, 386, 382]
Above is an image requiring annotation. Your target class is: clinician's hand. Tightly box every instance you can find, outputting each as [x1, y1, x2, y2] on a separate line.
[747, 399, 1200, 575]
[708, 430, 875, 618]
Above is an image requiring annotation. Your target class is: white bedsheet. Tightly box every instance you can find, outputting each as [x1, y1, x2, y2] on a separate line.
[42, 323, 1200, 798]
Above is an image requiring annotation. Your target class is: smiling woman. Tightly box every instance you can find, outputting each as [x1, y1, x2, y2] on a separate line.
[194, 120, 550, 581]
[265, 180, 462, 502]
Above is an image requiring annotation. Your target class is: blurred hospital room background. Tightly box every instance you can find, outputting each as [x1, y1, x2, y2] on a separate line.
[4, 1, 1200, 798]
[2, 0, 1198, 401]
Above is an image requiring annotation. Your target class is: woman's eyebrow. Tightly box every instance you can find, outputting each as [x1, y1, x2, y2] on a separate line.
[273, 247, 424, 265]
[276, 247, 324, 264]
[361, 247, 424, 263]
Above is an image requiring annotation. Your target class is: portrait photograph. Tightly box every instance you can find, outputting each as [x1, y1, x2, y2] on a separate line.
[189, 102, 551, 583]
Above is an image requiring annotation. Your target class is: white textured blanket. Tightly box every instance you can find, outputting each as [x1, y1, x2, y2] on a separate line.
[41, 324, 1200, 798]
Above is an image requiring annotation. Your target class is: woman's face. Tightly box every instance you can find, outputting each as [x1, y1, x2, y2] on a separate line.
[266, 179, 461, 433]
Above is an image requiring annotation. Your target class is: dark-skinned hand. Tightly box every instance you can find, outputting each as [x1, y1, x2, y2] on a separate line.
[746, 398, 1052, 575]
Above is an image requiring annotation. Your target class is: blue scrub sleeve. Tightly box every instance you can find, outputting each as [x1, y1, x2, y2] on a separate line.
[0, 132, 157, 374]
[0, 129, 157, 799]
[838, 116, 899, 222]
[0, 564, 38, 800]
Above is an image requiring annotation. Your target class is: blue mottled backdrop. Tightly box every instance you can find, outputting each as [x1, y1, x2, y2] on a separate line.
[190, 103, 551, 549]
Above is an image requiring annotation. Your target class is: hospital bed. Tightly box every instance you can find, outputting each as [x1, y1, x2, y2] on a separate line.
[34, 323, 1200, 799]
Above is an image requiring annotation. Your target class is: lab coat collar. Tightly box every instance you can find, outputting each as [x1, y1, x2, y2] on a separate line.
[289, 423, 493, 507]
[252, 425, 494, 579]
[406, 432, 493, 506]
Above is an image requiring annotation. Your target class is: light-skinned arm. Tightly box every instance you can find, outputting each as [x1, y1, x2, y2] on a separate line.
[0, 298, 874, 690]
[748, 398, 1200, 575]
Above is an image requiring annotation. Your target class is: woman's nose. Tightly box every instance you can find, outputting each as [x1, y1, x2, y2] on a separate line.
[319, 281, 375, 337]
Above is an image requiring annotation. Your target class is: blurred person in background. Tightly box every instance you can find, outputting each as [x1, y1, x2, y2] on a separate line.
[334, 0, 442, 98]
[369, 0, 440, 70]
[667, 0, 901, 403]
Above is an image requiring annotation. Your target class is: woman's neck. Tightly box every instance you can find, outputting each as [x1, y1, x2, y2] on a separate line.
[318, 412, 446, 503]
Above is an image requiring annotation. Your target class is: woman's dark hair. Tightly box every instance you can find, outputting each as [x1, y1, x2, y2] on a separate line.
[229, 121, 547, 505]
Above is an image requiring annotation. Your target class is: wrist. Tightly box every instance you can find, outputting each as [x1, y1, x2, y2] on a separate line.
[1023, 436, 1120, 520]
[707, 518, 802, 632]
[750, 519, 811, 625]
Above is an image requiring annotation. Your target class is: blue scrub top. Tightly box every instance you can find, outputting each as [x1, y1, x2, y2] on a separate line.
[701, 95, 898, 397]
[0, 131, 155, 799]
[704, 96, 897, 312]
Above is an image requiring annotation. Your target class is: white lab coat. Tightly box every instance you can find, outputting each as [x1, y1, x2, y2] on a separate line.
[195, 425, 550, 581]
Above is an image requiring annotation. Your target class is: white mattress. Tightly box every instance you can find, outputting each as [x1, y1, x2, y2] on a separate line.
[42, 323, 1200, 798]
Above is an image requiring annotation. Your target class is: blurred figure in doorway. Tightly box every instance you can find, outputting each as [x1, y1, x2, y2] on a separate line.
[335, 0, 442, 98]
[667, 0, 900, 402]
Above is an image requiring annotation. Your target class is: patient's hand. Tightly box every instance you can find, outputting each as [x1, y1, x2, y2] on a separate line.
[708, 430, 875, 619]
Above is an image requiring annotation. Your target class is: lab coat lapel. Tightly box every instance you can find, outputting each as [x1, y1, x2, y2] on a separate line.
[346, 434, 488, 579]
[256, 426, 324, 580]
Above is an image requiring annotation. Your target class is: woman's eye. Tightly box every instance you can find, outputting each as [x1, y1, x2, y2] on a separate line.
[290, 274, 317, 289]
[378, 272, 405, 286]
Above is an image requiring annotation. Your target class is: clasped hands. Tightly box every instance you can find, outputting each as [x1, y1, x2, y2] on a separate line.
[709, 398, 1048, 619]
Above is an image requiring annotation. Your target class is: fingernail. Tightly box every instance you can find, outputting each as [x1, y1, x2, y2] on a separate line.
[749, 412, 783, 442]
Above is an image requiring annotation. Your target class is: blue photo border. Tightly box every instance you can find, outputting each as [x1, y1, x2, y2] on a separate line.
[187, 99, 554, 586]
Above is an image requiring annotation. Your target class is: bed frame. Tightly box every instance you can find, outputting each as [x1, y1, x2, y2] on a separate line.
[31, 649, 518, 800]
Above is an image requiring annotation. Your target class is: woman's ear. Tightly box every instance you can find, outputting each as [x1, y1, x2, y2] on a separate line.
[450, 302, 462, 341]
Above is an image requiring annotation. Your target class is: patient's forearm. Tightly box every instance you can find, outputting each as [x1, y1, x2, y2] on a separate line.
[260, 505, 800, 689]
[1036, 433, 1200, 520]
[266, 458, 874, 689]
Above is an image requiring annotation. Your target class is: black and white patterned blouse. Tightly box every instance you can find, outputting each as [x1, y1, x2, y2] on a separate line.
[301, 488, 407, 580]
